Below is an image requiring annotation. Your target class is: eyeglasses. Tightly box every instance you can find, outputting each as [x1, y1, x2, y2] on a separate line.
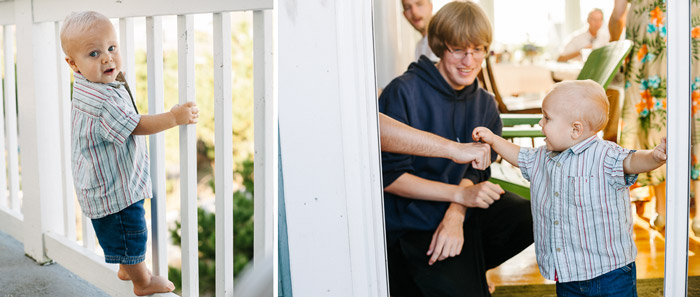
[446, 45, 487, 60]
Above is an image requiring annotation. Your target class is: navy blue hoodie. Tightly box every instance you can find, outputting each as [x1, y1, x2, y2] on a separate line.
[379, 56, 502, 244]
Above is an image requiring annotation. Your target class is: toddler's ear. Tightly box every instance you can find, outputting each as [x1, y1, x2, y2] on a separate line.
[570, 121, 584, 139]
[64, 57, 80, 73]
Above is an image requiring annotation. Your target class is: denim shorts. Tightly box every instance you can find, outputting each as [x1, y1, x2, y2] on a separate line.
[91, 199, 147, 265]
[556, 262, 637, 297]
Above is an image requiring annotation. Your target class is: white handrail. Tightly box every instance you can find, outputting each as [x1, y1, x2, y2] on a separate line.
[214, 12, 234, 297]
[3, 25, 19, 213]
[0, 27, 7, 210]
[253, 9, 276, 266]
[32, 0, 272, 22]
[55, 21, 76, 242]
[177, 14, 199, 297]
[147, 15, 169, 278]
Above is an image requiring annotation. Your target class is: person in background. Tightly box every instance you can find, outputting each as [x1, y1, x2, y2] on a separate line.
[557, 8, 610, 62]
[610, 0, 700, 233]
[402, 0, 439, 62]
[380, 2, 533, 296]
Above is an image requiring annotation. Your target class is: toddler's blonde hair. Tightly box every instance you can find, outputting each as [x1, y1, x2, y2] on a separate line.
[59, 11, 110, 55]
[545, 80, 609, 132]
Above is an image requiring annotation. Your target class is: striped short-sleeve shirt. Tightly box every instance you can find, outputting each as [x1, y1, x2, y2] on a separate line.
[518, 136, 637, 282]
[71, 73, 152, 219]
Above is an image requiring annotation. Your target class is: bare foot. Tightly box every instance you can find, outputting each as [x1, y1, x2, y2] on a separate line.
[117, 267, 131, 281]
[133, 275, 175, 296]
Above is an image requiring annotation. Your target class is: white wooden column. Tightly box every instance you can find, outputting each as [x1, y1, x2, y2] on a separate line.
[0, 26, 7, 210]
[119, 18, 135, 88]
[373, 0, 417, 88]
[665, 1, 691, 296]
[253, 8, 276, 266]
[214, 12, 234, 297]
[3, 24, 20, 213]
[14, 0, 64, 262]
[177, 14, 199, 297]
[55, 21, 76, 241]
[279, 0, 388, 296]
[564, 0, 582, 36]
[146, 15, 168, 277]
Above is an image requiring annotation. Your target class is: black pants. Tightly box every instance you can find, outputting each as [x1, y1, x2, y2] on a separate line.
[388, 191, 534, 297]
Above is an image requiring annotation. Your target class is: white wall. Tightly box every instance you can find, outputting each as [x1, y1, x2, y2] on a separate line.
[279, 0, 388, 296]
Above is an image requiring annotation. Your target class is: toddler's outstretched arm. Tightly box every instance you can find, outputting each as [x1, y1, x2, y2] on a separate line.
[623, 137, 667, 174]
[472, 127, 521, 166]
[132, 102, 199, 135]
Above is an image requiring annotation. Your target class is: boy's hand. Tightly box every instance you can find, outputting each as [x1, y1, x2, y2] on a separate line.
[472, 126, 495, 144]
[652, 137, 667, 163]
[171, 102, 199, 125]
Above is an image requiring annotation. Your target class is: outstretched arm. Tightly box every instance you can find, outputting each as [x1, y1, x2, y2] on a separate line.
[132, 102, 199, 135]
[472, 127, 521, 166]
[609, 0, 629, 41]
[379, 113, 491, 169]
[557, 51, 581, 63]
[623, 138, 667, 174]
[385, 173, 504, 209]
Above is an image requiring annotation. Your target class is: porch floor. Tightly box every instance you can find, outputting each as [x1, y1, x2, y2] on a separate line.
[0, 230, 109, 297]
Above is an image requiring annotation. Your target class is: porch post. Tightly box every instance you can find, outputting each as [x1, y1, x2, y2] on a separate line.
[279, 0, 388, 296]
[664, 0, 691, 296]
[15, 0, 64, 262]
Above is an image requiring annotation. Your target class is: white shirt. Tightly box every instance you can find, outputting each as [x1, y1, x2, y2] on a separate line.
[560, 26, 610, 59]
[415, 35, 439, 62]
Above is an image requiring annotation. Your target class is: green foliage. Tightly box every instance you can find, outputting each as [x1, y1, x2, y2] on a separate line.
[169, 157, 255, 296]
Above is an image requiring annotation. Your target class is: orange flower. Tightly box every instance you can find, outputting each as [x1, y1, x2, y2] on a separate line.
[635, 101, 645, 113]
[637, 44, 648, 61]
[693, 90, 700, 114]
[693, 27, 700, 39]
[650, 6, 664, 26]
[694, 154, 698, 166]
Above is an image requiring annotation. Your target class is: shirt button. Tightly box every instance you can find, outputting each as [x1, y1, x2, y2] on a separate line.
[554, 192, 559, 197]
[554, 221, 559, 225]
[557, 162, 561, 167]
[556, 248, 561, 252]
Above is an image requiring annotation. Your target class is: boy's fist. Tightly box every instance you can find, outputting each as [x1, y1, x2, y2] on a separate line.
[652, 137, 667, 163]
[171, 102, 199, 125]
[472, 127, 495, 144]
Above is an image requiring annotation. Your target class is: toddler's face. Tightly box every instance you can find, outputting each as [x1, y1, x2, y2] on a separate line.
[538, 96, 576, 151]
[65, 19, 121, 84]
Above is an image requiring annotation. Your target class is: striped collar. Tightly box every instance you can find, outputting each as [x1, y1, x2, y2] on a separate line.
[548, 135, 599, 158]
[73, 72, 125, 89]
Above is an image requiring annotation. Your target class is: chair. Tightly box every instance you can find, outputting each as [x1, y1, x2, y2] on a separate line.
[485, 40, 633, 199]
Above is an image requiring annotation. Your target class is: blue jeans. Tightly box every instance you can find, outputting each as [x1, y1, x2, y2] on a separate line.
[91, 199, 147, 265]
[556, 262, 637, 297]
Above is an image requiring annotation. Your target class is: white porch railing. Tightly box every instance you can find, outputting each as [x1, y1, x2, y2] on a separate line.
[0, 0, 275, 296]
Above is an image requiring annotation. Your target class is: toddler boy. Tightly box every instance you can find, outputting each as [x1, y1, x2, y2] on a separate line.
[473, 80, 666, 296]
[61, 11, 198, 296]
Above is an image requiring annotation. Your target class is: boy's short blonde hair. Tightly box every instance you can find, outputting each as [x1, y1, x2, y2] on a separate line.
[546, 80, 609, 132]
[427, 1, 492, 58]
[60, 11, 110, 55]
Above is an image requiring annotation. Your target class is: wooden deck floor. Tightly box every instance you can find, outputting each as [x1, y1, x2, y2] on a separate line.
[489, 199, 700, 287]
